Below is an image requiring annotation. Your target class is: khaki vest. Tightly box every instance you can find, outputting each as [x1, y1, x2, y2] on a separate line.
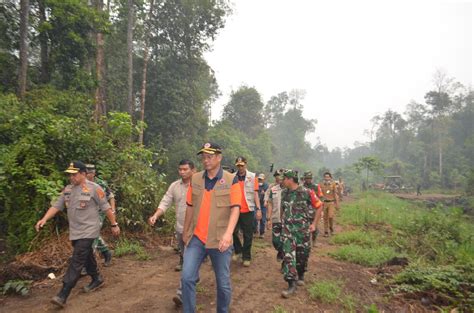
[185, 170, 235, 249]
[269, 184, 283, 223]
[240, 170, 256, 210]
[320, 181, 337, 201]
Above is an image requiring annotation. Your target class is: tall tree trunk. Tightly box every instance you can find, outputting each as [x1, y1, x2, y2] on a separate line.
[127, 0, 134, 116]
[38, 0, 49, 83]
[138, 0, 154, 145]
[366, 167, 369, 186]
[439, 141, 443, 186]
[18, 0, 30, 99]
[423, 153, 427, 181]
[94, 0, 106, 122]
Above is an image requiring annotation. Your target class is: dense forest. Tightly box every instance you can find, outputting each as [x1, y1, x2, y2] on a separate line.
[0, 0, 473, 257]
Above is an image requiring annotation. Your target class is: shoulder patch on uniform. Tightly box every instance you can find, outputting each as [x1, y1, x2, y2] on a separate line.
[96, 187, 105, 199]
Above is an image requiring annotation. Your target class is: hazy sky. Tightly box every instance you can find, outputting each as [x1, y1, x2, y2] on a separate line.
[204, 0, 473, 149]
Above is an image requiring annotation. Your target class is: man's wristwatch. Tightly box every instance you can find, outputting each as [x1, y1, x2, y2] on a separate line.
[111, 223, 119, 227]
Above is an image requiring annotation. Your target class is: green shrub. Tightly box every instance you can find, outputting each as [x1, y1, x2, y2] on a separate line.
[329, 244, 398, 267]
[152, 205, 177, 237]
[392, 264, 474, 310]
[0, 89, 167, 256]
[399, 207, 474, 264]
[2, 280, 33, 296]
[114, 238, 150, 260]
[466, 168, 474, 196]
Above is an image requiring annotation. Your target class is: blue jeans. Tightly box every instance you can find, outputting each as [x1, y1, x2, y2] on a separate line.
[181, 236, 233, 313]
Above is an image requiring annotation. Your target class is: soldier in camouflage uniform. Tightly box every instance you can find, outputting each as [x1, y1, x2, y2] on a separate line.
[86, 164, 114, 266]
[280, 170, 321, 298]
[302, 171, 323, 247]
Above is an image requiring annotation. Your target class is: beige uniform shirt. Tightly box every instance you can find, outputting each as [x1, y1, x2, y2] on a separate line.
[158, 179, 189, 233]
[52, 180, 110, 240]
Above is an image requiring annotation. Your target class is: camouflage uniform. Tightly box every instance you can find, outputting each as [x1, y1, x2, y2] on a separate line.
[92, 177, 114, 254]
[281, 186, 316, 281]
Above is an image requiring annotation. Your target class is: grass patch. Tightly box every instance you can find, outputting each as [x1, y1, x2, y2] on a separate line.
[340, 294, 358, 312]
[366, 304, 380, 313]
[340, 191, 418, 228]
[196, 283, 208, 294]
[251, 239, 271, 254]
[308, 280, 342, 303]
[114, 238, 150, 260]
[307, 280, 358, 311]
[331, 230, 378, 247]
[272, 305, 288, 313]
[329, 244, 397, 267]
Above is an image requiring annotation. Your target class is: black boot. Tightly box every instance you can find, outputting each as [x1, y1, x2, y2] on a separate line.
[281, 280, 297, 298]
[276, 251, 284, 262]
[51, 284, 73, 308]
[297, 271, 305, 286]
[83, 275, 104, 293]
[102, 250, 112, 267]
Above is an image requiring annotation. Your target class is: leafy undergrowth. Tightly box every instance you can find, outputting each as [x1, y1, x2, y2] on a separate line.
[391, 264, 474, 311]
[114, 238, 150, 261]
[1, 280, 33, 296]
[332, 191, 474, 311]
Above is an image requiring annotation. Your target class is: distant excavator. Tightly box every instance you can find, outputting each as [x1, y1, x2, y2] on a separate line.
[383, 176, 413, 193]
[370, 176, 413, 193]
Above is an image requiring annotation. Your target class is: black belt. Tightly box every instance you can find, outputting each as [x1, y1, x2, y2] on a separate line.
[323, 200, 335, 202]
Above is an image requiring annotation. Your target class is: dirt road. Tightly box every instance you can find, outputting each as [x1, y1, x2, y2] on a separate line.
[1, 204, 421, 312]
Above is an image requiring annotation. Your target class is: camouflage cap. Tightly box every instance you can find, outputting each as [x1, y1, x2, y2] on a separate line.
[274, 168, 286, 177]
[283, 169, 298, 179]
[303, 171, 313, 179]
